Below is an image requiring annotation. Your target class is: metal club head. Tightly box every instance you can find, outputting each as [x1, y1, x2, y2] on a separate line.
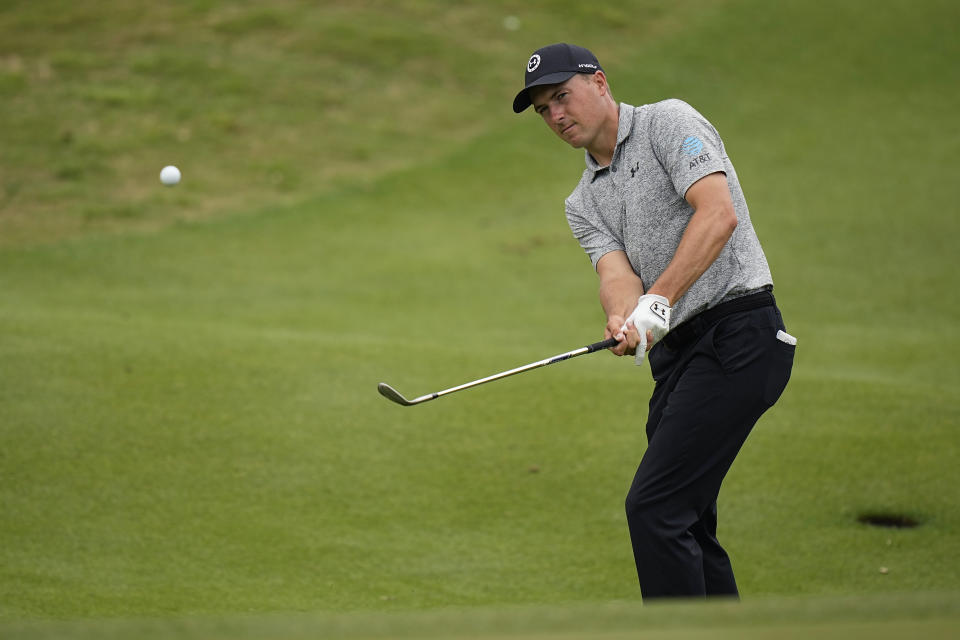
[377, 382, 440, 407]
[377, 382, 415, 406]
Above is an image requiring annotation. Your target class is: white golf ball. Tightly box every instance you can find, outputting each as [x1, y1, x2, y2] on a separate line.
[160, 165, 181, 186]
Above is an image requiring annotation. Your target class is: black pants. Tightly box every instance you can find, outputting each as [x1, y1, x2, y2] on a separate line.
[624, 292, 795, 600]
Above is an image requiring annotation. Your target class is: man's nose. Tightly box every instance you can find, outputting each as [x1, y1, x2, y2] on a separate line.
[549, 105, 565, 125]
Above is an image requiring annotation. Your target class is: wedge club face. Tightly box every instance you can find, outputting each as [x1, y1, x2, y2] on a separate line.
[377, 382, 437, 406]
[377, 382, 411, 406]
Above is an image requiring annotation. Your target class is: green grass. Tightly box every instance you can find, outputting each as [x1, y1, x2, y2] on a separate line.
[1, 0, 959, 635]
[2, 593, 959, 639]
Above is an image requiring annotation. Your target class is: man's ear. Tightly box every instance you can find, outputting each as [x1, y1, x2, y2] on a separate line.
[592, 71, 609, 97]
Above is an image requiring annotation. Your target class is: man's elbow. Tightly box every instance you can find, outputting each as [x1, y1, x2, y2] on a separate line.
[721, 205, 738, 236]
[710, 203, 738, 241]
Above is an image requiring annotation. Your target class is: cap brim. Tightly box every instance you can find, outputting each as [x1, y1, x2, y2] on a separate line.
[512, 70, 579, 113]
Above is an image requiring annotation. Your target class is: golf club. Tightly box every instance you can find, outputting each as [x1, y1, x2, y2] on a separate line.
[378, 336, 619, 406]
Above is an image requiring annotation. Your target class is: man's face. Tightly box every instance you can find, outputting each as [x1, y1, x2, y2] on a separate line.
[529, 73, 606, 149]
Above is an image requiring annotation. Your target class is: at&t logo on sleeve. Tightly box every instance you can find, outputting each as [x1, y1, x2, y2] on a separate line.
[680, 135, 711, 169]
[681, 136, 704, 155]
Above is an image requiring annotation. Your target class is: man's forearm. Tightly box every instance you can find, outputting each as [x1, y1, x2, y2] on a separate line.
[648, 174, 739, 305]
[600, 272, 645, 322]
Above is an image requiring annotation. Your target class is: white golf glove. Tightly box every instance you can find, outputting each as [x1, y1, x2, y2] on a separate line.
[621, 294, 672, 365]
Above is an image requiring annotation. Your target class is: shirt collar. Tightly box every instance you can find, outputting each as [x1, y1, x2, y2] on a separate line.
[584, 102, 635, 175]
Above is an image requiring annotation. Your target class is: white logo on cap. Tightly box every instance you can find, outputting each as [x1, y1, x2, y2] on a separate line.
[527, 54, 541, 73]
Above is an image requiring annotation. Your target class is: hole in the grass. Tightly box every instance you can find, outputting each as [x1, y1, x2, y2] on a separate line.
[857, 513, 920, 528]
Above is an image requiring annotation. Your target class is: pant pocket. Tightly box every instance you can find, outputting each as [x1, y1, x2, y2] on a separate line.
[763, 339, 795, 406]
[711, 315, 765, 374]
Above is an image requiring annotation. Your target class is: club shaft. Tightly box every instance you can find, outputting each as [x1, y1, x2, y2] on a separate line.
[407, 337, 618, 404]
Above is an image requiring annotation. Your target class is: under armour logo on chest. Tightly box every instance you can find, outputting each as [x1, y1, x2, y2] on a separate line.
[630, 162, 640, 178]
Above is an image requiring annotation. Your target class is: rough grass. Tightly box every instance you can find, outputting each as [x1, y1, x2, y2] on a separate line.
[0, 0, 702, 245]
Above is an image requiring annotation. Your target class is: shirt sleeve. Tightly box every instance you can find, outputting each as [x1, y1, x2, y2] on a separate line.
[649, 99, 727, 199]
[565, 188, 623, 270]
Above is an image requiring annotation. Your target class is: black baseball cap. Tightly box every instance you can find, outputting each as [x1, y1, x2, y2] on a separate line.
[512, 43, 603, 113]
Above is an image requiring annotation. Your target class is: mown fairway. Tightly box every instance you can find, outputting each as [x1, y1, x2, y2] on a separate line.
[1, 0, 958, 636]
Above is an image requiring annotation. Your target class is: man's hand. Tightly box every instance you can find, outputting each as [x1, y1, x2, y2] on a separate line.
[606, 314, 638, 357]
[620, 294, 672, 364]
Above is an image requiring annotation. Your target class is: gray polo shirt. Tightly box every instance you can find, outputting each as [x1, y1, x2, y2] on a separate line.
[565, 99, 773, 327]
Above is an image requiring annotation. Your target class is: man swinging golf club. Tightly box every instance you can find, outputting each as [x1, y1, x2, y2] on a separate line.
[513, 43, 796, 600]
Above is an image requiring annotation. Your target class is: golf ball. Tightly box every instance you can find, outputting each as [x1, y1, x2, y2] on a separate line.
[160, 165, 181, 186]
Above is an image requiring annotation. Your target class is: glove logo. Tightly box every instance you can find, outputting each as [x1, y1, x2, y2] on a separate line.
[650, 301, 669, 321]
[681, 136, 704, 156]
[527, 54, 541, 73]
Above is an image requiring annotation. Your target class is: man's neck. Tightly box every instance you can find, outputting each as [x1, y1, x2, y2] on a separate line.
[587, 102, 620, 168]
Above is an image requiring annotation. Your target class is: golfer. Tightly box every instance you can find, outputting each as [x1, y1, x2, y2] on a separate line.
[513, 43, 796, 600]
